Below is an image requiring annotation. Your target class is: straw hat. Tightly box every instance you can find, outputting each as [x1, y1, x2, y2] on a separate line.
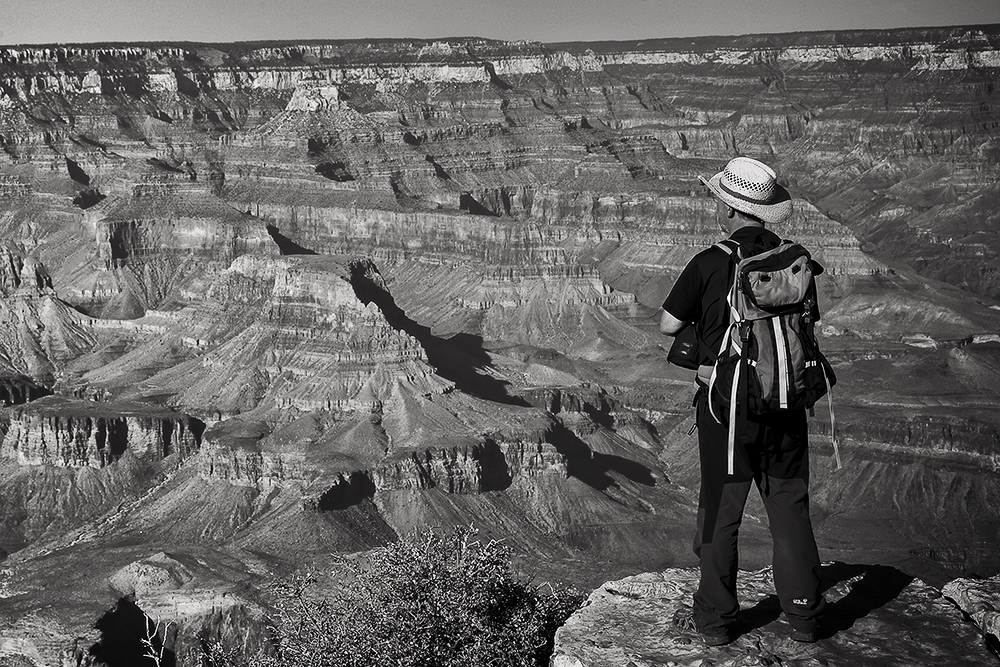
[699, 157, 793, 223]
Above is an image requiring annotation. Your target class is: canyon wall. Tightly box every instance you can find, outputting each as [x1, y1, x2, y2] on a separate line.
[0, 395, 202, 467]
[2, 26, 1000, 667]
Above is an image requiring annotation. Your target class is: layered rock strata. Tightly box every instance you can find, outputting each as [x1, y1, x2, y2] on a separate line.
[131, 253, 448, 419]
[0, 26, 999, 667]
[0, 395, 202, 466]
[5, 28, 972, 348]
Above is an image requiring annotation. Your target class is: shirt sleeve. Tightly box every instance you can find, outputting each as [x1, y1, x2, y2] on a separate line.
[662, 258, 701, 324]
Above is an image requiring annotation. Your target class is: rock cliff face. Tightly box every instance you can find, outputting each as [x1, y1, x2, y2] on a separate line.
[1, 25, 1000, 667]
[0, 395, 202, 467]
[944, 575, 1000, 647]
[130, 253, 448, 419]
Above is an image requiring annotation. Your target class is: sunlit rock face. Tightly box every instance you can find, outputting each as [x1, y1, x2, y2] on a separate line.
[149, 253, 444, 418]
[2, 26, 1000, 667]
[944, 575, 1000, 646]
[0, 396, 201, 467]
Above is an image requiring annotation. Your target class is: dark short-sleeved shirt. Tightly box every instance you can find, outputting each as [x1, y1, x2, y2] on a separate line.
[662, 226, 784, 366]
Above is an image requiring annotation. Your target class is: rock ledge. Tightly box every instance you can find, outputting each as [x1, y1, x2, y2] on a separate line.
[551, 564, 996, 667]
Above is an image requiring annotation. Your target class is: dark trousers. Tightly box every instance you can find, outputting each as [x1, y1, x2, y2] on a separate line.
[692, 388, 825, 634]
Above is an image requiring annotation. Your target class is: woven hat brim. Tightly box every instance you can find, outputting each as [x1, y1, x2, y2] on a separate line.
[700, 173, 793, 223]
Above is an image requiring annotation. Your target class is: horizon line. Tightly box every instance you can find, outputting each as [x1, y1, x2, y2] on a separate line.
[2, 21, 999, 50]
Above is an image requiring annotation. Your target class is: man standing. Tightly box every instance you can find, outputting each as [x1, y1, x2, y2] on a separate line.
[659, 157, 825, 646]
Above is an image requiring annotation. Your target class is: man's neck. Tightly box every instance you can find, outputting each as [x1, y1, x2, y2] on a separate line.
[725, 217, 765, 236]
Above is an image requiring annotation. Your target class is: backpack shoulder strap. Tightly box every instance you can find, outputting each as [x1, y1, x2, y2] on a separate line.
[714, 239, 741, 258]
[706, 238, 743, 432]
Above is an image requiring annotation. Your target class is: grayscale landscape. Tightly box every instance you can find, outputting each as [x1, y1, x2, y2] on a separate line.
[0, 23, 998, 666]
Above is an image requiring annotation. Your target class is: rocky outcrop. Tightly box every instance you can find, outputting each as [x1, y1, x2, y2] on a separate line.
[90, 182, 272, 266]
[198, 438, 288, 489]
[73, 180, 276, 317]
[134, 253, 448, 419]
[944, 575, 1000, 646]
[0, 549, 271, 667]
[0, 396, 202, 466]
[202, 410, 571, 495]
[372, 443, 508, 494]
[552, 565, 996, 666]
[105, 551, 270, 667]
[0, 247, 99, 385]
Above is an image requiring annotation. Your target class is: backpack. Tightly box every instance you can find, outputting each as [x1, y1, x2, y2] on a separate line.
[706, 239, 841, 474]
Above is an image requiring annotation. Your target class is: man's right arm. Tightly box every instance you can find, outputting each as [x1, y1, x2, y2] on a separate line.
[658, 308, 687, 335]
[660, 257, 701, 336]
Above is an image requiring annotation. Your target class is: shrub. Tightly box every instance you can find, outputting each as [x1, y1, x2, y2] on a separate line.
[209, 526, 583, 667]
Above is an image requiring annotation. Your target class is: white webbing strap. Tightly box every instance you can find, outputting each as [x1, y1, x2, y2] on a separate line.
[722, 253, 744, 474]
[772, 318, 789, 408]
[822, 365, 841, 470]
[708, 322, 738, 425]
[707, 365, 720, 423]
[727, 356, 740, 475]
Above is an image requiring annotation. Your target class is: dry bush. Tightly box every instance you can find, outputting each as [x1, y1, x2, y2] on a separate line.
[208, 526, 583, 667]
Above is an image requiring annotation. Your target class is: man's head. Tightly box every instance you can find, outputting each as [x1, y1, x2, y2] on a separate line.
[700, 157, 792, 229]
[711, 199, 760, 234]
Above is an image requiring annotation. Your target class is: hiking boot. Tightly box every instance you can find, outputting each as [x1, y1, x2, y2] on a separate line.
[780, 613, 818, 643]
[672, 606, 732, 647]
[789, 628, 817, 643]
[701, 629, 733, 647]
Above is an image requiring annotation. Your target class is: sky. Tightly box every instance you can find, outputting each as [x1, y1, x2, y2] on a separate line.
[1, 0, 998, 46]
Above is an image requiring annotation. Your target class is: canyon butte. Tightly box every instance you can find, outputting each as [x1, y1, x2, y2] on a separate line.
[0, 23, 998, 666]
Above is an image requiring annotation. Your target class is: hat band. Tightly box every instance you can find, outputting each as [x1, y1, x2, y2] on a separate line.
[720, 180, 773, 206]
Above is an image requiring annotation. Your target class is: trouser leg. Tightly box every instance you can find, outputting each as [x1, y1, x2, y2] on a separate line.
[755, 410, 825, 631]
[759, 475, 825, 630]
[692, 390, 753, 634]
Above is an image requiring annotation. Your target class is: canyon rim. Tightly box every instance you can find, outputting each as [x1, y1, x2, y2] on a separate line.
[0, 23, 999, 665]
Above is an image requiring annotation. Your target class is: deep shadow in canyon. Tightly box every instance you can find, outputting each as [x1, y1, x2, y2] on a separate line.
[267, 221, 528, 406]
[90, 597, 176, 667]
[547, 421, 656, 491]
[348, 263, 531, 408]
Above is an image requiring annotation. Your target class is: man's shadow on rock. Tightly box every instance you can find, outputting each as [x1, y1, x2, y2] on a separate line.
[733, 562, 914, 640]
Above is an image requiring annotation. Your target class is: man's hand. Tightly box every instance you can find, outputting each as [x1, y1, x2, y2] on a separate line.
[659, 309, 687, 335]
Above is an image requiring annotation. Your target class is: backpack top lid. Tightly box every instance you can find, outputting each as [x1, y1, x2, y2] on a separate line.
[735, 243, 814, 317]
[717, 240, 819, 320]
